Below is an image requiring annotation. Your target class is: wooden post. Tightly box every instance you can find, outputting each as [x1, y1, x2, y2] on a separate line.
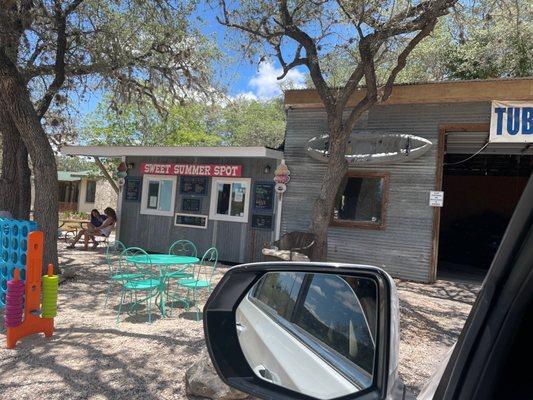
[94, 156, 119, 194]
[275, 194, 283, 241]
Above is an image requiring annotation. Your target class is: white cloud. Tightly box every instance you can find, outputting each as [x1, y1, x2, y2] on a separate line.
[247, 61, 306, 99]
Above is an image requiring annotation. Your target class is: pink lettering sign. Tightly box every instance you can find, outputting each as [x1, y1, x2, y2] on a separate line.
[141, 163, 242, 177]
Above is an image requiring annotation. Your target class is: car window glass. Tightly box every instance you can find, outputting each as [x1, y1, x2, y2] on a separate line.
[252, 271, 303, 320]
[293, 274, 376, 374]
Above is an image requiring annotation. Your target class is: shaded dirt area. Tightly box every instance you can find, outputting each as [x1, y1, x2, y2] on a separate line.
[396, 277, 482, 395]
[0, 243, 228, 400]
[1, 244, 482, 399]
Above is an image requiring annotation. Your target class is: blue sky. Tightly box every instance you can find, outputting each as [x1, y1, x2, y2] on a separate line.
[77, 5, 307, 117]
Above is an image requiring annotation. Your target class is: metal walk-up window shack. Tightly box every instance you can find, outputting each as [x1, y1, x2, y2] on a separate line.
[60, 146, 283, 263]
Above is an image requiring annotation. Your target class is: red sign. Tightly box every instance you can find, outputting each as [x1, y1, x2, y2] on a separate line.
[141, 163, 242, 177]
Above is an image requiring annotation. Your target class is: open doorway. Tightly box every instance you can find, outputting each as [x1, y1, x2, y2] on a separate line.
[437, 140, 532, 280]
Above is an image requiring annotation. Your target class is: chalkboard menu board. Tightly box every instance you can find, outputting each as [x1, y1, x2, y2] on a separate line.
[252, 214, 273, 230]
[124, 177, 141, 202]
[174, 213, 208, 229]
[253, 182, 274, 212]
[182, 197, 202, 212]
[179, 176, 208, 196]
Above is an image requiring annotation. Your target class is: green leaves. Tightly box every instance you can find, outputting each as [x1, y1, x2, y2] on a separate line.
[79, 96, 285, 148]
[316, 0, 532, 85]
[220, 97, 285, 147]
[82, 99, 220, 146]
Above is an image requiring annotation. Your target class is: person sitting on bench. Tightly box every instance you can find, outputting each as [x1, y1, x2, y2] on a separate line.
[90, 209, 105, 228]
[67, 207, 117, 250]
[86, 209, 105, 247]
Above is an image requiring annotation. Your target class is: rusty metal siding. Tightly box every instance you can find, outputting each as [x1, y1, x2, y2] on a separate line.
[119, 155, 276, 263]
[282, 102, 491, 282]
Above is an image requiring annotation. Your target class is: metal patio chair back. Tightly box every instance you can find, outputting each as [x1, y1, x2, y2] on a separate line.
[116, 247, 161, 324]
[168, 240, 197, 258]
[176, 247, 218, 321]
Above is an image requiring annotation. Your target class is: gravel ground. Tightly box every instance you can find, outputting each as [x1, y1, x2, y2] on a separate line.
[396, 276, 481, 395]
[1, 244, 481, 399]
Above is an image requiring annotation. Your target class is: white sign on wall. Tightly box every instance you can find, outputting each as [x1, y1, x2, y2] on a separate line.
[429, 191, 444, 207]
[490, 101, 533, 143]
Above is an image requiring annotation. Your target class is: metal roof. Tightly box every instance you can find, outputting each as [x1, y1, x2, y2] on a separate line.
[60, 145, 284, 159]
[57, 170, 101, 181]
[284, 77, 533, 93]
[284, 77, 533, 107]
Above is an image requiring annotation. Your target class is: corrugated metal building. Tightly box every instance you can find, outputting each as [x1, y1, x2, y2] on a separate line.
[282, 78, 533, 282]
[61, 78, 532, 281]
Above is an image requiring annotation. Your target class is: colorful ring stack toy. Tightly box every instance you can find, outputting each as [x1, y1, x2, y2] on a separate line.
[4, 269, 25, 327]
[5, 230, 57, 349]
[41, 265, 59, 318]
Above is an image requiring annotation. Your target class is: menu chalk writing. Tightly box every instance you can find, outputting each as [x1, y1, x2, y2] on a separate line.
[182, 198, 202, 212]
[253, 182, 274, 212]
[174, 213, 208, 229]
[124, 177, 141, 201]
[252, 214, 273, 230]
[180, 176, 208, 196]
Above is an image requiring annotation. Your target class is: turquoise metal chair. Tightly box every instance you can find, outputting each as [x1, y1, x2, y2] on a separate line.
[168, 240, 197, 257]
[165, 240, 197, 288]
[176, 247, 218, 321]
[116, 247, 162, 324]
[103, 240, 141, 307]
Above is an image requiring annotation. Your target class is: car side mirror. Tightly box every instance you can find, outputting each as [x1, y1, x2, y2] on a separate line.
[203, 262, 401, 400]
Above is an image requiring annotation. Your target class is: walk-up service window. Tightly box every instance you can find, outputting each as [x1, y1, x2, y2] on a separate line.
[140, 174, 177, 216]
[209, 178, 251, 223]
[331, 172, 388, 229]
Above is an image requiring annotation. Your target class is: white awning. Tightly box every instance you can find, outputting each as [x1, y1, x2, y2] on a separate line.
[60, 145, 284, 159]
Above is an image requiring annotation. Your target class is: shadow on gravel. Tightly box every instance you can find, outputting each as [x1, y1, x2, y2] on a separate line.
[396, 279, 481, 306]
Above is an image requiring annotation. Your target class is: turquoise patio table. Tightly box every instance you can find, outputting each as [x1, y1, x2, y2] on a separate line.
[126, 254, 199, 317]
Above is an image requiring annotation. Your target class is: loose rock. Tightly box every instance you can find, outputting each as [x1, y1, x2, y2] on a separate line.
[185, 349, 250, 400]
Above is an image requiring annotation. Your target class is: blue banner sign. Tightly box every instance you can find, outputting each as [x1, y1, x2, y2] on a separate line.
[490, 101, 533, 143]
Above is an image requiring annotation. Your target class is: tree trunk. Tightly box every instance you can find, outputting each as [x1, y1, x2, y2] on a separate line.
[16, 143, 31, 219]
[0, 109, 32, 220]
[0, 49, 58, 272]
[309, 124, 350, 261]
[0, 108, 20, 216]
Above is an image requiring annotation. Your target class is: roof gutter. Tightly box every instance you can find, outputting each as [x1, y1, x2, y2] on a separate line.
[61, 145, 284, 159]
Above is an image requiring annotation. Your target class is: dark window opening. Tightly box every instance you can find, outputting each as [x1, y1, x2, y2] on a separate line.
[147, 181, 160, 209]
[332, 173, 388, 229]
[85, 180, 96, 203]
[216, 183, 231, 215]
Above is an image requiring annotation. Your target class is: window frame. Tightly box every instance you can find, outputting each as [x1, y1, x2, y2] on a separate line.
[209, 177, 251, 223]
[85, 179, 97, 203]
[140, 174, 177, 217]
[330, 170, 389, 230]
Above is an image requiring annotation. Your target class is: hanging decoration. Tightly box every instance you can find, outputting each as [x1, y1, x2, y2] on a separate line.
[274, 159, 291, 196]
[117, 161, 128, 186]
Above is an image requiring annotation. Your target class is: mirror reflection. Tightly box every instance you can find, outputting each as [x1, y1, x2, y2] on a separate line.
[236, 271, 377, 400]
